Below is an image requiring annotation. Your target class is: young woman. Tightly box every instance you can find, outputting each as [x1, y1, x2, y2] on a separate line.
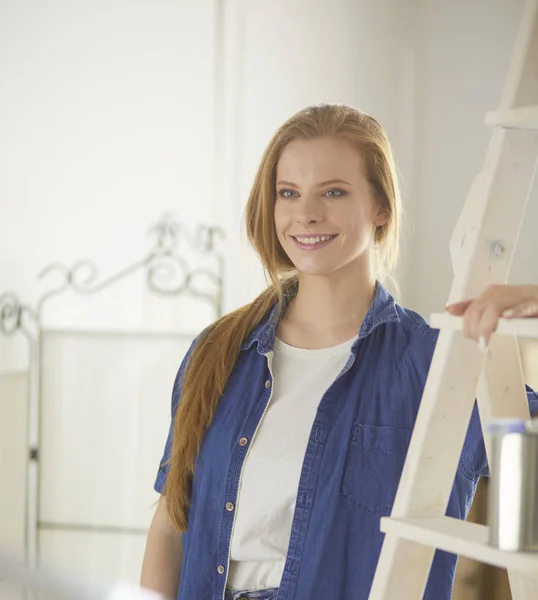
[140, 104, 538, 600]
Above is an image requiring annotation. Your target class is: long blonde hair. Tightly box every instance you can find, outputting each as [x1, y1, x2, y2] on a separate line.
[165, 104, 402, 531]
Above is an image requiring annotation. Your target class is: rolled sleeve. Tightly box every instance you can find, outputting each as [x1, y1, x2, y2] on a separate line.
[154, 337, 198, 495]
[154, 429, 173, 494]
[528, 384, 538, 418]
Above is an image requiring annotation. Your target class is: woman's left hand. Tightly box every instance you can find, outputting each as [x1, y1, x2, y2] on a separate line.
[445, 284, 538, 349]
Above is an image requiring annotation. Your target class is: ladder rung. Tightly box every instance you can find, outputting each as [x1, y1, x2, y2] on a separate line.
[430, 313, 538, 339]
[381, 516, 538, 571]
[485, 105, 538, 129]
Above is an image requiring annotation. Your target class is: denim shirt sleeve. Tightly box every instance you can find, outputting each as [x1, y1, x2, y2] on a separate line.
[461, 384, 538, 479]
[154, 336, 199, 495]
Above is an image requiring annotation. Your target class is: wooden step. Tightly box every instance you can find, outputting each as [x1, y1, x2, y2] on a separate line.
[430, 313, 538, 339]
[380, 516, 538, 571]
[485, 105, 538, 129]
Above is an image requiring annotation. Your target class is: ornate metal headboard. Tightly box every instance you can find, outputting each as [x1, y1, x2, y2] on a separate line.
[1, 212, 225, 332]
[0, 213, 225, 570]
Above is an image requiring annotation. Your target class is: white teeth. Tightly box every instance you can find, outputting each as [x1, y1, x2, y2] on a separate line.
[295, 235, 333, 244]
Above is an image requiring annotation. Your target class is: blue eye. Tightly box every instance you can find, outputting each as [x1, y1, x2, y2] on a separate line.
[278, 189, 298, 199]
[324, 188, 346, 198]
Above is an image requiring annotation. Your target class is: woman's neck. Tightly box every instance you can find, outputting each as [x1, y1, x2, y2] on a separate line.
[277, 265, 376, 349]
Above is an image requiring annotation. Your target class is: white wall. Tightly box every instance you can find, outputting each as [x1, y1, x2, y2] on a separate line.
[409, 0, 538, 316]
[0, 0, 218, 588]
[0, 0, 217, 370]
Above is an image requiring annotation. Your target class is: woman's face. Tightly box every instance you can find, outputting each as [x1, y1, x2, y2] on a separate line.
[274, 136, 386, 278]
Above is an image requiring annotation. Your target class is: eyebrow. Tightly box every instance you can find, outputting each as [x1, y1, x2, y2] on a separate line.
[276, 178, 352, 188]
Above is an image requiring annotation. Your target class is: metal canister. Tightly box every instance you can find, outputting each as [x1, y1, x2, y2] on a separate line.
[487, 418, 538, 551]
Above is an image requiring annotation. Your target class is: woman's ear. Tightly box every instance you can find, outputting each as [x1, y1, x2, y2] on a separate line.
[374, 208, 389, 228]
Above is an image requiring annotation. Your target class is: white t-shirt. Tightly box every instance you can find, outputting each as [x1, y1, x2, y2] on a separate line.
[227, 335, 355, 590]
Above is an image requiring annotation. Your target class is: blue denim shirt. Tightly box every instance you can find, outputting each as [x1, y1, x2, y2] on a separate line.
[155, 283, 538, 600]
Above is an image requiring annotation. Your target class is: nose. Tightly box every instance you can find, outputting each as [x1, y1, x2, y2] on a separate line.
[295, 194, 323, 226]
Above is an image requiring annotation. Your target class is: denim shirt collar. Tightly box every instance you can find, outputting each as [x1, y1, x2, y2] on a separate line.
[242, 281, 400, 355]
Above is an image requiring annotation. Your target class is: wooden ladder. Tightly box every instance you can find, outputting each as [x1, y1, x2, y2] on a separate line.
[369, 1, 538, 598]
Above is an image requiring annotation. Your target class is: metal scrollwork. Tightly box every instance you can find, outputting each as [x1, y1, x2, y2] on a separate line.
[148, 211, 225, 255]
[149, 211, 182, 253]
[0, 293, 22, 336]
[146, 253, 192, 295]
[0, 293, 36, 336]
[194, 223, 226, 254]
[145, 213, 225, 310]
[3, 213, 225, 329]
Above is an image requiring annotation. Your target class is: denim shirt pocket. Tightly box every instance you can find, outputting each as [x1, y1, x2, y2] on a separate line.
[340, 423, 412, 513]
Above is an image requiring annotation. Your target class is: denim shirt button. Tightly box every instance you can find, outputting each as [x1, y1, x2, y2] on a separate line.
[265, 379, 272, 388]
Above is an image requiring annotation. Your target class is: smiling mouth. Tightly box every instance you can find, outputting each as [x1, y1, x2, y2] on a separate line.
[290, 234, 338, 249]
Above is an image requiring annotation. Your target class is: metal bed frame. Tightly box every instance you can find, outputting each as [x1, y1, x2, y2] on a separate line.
[0, 212, 225, 572]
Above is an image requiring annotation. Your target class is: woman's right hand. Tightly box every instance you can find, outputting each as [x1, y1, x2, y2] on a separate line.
[445, 284, 538, 347]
